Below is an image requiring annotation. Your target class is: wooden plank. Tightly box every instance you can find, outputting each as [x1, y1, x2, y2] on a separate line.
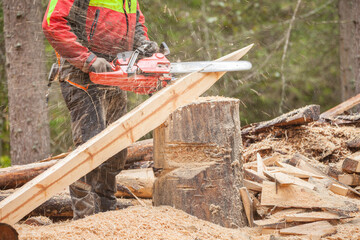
[264, 171, 315, 189]
[263, 170, 293, 186]
[254, 218, 287, 229]
[342, 151, 360, 173]
[338, 173, 360, 186]
[256, 153, 266, 177]
[244, 168, 266, 183]
[320, 93, 360, 119]
[261, 228, 280, 235]
[330, 183, 350, 196]
[275, 162, 324, 179]
[285, 211, 348, 222]
[239, 187, 254, 227]
[0, 44, 254, 225]
[289, 153, 360, 197]
[242, 105, 320, 135]
[243, 179, 262, 192]
[279, 221, 336, 237]
[261, 181, 357, 211]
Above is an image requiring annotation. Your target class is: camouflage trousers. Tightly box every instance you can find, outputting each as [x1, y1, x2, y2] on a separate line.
[60, 67, 127, 220]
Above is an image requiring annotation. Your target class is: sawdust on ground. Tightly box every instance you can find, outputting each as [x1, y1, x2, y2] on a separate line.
[16, 206, 253, 240]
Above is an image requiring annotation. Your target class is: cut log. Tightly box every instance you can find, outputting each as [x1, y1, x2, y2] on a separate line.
[242, 105, 320, 135]
[279, 221, 336, 237]
[0, 191, 132, 219]
[115, 168, 155, 199]
[243, 179, 262, 192]
[346, 137, 360, 149]
[0, 139, 153, 190]
[261, 181, 358, 211]
[338, 173, 360, 186]
[239, 187, 254, 227]
[330, 183, 350, 196]
[0, 44, 254, 225]
[0, 160, 58, 190]
[320, 93, 360, 119]
[285, 211, 350, 223]
[153, 97, 247, 228]
[342, 151, 360, 173]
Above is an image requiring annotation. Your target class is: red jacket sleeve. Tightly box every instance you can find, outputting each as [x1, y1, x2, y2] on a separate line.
[42, 0, 96, 72]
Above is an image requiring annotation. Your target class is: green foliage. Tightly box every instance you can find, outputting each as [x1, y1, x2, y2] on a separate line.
[0, 155, 10, 168]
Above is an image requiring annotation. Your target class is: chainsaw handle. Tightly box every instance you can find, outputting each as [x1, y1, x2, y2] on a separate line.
[160, 42, 170, 56]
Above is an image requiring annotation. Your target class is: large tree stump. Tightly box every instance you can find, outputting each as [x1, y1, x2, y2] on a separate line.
[153, 97, 247, 228]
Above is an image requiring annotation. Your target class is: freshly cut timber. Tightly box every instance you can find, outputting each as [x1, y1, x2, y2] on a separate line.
[279, 221, 336, 237]
[0, 44, 253, 225]
[115, 168, 155, 199]
[261, 181, 358, 211]
[320, 93, 360, 119]
[242, 105, 320, 135]
[153, 97, 247, 228]
[0, 139, 153, 190]
[342, 151, 360, 173]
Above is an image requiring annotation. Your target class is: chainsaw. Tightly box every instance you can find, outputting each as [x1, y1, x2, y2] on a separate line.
[88, 42, 252, 95]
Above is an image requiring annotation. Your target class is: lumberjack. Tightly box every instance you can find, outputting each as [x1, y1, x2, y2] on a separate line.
[42, 0, 158, 219]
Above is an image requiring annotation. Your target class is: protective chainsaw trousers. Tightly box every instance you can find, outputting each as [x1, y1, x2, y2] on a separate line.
[60, 66, 127, 220]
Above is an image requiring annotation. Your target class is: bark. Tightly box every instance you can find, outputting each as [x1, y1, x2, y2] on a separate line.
[339, 0, 360, 103]
[0, 139, 153, 190]
[153, 97, 247, 228]
[242, 105, 320, 136]
[3, 0, 50, 164]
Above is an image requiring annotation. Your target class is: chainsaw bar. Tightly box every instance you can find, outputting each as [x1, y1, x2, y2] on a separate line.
[170, 61, 252, 74]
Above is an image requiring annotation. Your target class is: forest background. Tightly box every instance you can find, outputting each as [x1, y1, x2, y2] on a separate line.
[0, 0, 347, 166]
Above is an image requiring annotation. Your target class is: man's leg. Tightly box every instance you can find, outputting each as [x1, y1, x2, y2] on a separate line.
[60, 79, 106, 219]
[93, 86, 128, 212]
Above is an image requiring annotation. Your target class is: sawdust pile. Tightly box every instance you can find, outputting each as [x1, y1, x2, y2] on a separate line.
[16, 206, 252, 240]
[242, 122, 360, 165]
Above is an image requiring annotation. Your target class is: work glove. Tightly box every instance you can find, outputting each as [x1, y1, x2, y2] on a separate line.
[137, 40, 159, 57]
[90, 57, 113, 73]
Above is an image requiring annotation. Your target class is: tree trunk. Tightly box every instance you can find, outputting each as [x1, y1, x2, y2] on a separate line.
[339, 0, 360, 103]
[3, 0, 50, 164]
[153, 97, 247, 228]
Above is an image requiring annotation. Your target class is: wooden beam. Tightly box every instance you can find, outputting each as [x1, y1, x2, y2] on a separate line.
[320, 93, 360, 119]
[342, 151, 360, 173]
[239, 187, 254, 227]
[0, 44, 254, 225]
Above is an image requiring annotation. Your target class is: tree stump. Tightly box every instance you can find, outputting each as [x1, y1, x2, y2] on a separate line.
[153, 97, 247, 228]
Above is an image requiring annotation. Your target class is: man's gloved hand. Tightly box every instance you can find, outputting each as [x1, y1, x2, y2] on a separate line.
[90, 57, 113, 73]
[137, 40, 159, 57]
